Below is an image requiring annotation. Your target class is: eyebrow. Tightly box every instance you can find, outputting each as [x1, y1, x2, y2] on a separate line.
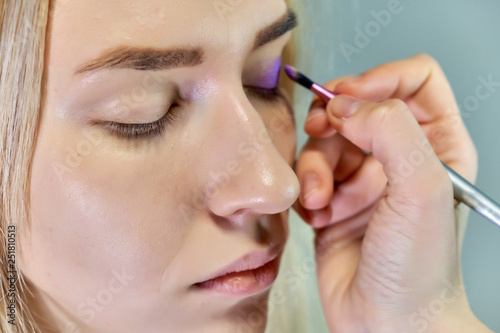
[254, 8, 297, 48]
[75, 8, 297, 75]
[75, 48, 203, 74]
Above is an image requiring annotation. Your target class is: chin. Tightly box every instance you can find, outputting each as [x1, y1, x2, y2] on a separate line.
[216, 291, 271, 333]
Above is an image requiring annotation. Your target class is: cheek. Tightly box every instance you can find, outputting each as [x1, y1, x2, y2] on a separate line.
[22, 119, 190, 309]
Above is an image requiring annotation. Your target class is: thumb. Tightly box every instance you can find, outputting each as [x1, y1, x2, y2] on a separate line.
[326, 94, 452, 206]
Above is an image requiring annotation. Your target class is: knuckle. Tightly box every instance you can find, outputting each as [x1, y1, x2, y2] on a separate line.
[372, 99, 408, 120]
[413, 53, 442, 70]
[384, 98, 408, 111]
[413, 53, 437, 65]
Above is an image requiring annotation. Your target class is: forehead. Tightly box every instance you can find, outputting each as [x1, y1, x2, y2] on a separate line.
[49, 0, 288, 67]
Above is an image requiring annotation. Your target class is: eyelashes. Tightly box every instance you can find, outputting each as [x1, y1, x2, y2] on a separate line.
[105, 86, 285, 140]
[244, 85, 283, 103]
[102, 104, 180, 140]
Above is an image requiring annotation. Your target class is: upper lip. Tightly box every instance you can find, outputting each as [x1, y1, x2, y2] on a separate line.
[196, 243, 283, 284]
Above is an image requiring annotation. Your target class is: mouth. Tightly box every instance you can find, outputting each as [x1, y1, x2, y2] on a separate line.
[192, 244, 283, 297]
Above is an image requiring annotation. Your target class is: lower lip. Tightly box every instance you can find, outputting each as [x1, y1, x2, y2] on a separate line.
[194, 257, 280, 297]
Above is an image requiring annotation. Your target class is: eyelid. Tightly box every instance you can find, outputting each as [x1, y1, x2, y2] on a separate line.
[243, 56, 282, 90]
[244, 85, 284, 103]
[103, 85, 285, 139]
[102, 103, 180, 140]
[98, 66, 288, 141]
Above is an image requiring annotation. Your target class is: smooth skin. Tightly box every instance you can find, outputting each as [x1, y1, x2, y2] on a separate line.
[294, 54, 492, 332]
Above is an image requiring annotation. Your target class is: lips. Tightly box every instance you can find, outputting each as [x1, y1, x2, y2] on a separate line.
[193, 244, 283, 297]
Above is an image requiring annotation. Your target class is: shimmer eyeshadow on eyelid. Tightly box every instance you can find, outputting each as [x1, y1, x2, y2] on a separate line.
[255, 57, 282, 89]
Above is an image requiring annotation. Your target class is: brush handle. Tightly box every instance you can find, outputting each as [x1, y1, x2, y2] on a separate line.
[311, 83, 335, 103]
[443, 162, 500, 227]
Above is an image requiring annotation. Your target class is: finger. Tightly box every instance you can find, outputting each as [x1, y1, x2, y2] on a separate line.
[315, 202, 377, 260]
[304, 99, 337, 139]
[305, 54, 446, 142]
[331, 138, 367, 182]
[304, 75, 359, 138]
[332, 54, 477, 185]
[329, 155, 386, 224]
[326, 95, 454, 220]
[292, 196, 333, 227]
[305, 155, 385, 229]
[294, 136, 340, 210]
[333, 55, 477, 182]
[294, 135, 366, 210]
[334, 53, 456, 121]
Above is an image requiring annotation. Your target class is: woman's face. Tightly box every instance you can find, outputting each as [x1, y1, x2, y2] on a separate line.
[21, 0, 299, 332]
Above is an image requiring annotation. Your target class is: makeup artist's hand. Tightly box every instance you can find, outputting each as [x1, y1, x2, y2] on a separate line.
[293, 54, 491, 332]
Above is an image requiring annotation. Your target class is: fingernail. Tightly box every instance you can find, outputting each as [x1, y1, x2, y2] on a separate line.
[302, 172, 320, 202]
[305, 107, 325, 123]
[329, 95, 362, 119]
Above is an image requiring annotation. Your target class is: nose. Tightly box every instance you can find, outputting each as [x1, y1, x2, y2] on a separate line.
[200, 85, 300, 218]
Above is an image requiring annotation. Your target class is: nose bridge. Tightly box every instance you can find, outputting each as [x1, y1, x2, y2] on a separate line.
[201, 85, 299, 217]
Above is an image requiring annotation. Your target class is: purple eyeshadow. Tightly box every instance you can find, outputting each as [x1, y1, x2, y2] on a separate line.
[254, 57, 282, 89]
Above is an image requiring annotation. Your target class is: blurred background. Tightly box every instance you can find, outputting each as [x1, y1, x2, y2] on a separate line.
[269, 0, 500, 332]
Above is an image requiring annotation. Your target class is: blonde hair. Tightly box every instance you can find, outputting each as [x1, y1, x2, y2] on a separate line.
[1, 0, 50, 332]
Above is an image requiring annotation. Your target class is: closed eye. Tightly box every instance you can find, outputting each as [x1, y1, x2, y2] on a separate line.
[101, 103, 180, 140]
[244, 85, 283, 102]
[102, 84, 286, 141]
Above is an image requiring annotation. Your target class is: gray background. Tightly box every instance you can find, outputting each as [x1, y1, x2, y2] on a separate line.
[289, 0, 500, 331]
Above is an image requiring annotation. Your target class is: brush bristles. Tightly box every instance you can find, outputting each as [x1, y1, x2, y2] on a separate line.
[284, 65, 314, 89]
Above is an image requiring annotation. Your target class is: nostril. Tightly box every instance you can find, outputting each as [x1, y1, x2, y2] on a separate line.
[209, 211, 242, 230]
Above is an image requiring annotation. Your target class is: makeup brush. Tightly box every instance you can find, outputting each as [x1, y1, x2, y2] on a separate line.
[284, 65, 336, 102]
[284, 65, 500, 228]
